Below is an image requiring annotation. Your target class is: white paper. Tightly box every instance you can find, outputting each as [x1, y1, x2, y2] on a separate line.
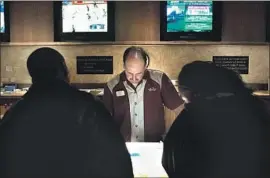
[126, 142, 168, 178]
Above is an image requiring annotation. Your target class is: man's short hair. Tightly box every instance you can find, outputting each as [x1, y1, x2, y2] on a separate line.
[123, 46, 150, 67]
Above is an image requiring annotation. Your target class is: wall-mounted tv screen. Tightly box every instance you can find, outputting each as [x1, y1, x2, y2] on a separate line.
[160, 1, 222, 41]
[265, 2, 270, 42]
[0, 1, 10, 42]
[54, 0, 115, 42]
[0, 1, 5, 33]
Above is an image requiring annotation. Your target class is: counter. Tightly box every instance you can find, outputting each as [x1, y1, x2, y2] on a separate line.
[1, 89, 269, 103]
[1, 88, 269, 126]
[126, 142, 168, 177]
[253, 90, 270, 99]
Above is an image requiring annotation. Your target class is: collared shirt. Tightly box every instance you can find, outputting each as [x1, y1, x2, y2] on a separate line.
[103, 69, 184, 142]
[123, 80, 146, 142]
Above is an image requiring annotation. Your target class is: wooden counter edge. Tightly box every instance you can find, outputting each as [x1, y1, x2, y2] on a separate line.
[1, 90, 269, 97]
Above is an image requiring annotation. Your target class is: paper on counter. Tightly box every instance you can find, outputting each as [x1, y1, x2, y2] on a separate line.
[126, 142, 168, 178]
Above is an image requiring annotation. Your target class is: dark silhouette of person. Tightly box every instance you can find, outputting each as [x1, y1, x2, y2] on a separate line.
[0, 47, 134, 178]
[162, 61, 270, 178]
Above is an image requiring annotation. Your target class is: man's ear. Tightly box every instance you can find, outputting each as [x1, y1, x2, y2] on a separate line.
[65, 73, 70, 84]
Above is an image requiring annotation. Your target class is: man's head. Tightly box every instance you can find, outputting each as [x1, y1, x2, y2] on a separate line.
[123, 46, 149, 86]
[27, 47, 69, 83]
[177, 61, 251, 103]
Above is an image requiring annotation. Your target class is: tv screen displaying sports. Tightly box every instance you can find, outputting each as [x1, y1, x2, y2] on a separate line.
[166, 0, 213, 33]
[62, 0, 108, 33]
[0, 0, 5, 33]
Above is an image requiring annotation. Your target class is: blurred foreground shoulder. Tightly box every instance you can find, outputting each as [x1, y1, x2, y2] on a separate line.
[79, 96, 134, 178]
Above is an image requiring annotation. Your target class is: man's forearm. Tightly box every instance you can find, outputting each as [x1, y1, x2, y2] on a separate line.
[173, 103, 185, 116]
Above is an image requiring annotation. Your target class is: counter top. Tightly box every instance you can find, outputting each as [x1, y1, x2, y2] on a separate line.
[126, 142, 168, 178]
[0, 88, 104, 97]
[253, 90, 270, 96]
[1, 89, 269, 97]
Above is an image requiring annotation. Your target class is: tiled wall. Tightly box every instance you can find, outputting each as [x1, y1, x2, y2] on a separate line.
[1, 43, 269, 85]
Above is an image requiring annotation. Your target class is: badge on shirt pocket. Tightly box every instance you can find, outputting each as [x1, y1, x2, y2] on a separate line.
[116, 90, 125, 97]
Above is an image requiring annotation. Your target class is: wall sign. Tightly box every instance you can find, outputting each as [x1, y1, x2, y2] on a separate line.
[212, 56, 249, 74]
[76, 56, 113, 74]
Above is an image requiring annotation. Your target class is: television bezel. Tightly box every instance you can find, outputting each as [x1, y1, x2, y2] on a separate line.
[160, 1, 223, 41]
[0, 1, 10, 42]
[265, 2, 270, 42]
[53, 1, 115, 42]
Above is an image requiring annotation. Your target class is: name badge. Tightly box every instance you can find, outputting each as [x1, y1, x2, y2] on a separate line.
[116, 90, 125, 97]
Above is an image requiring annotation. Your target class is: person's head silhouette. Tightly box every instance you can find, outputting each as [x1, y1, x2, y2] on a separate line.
[27, 47, 69, 84]
[178, 61, 251, 103]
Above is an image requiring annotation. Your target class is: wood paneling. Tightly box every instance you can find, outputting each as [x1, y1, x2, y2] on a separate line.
[1, 44, 268, 84]
[115, 1, 160, 41]
[6, 1, 267, 42]
[10, 1, 54, 42]
[222, 2, 266, 42]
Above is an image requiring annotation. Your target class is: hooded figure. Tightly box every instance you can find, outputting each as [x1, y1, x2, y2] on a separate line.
[0, 47, 134, 178]
[162, 61, 270, 178]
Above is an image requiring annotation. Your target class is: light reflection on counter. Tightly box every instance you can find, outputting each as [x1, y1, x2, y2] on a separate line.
[126, 142, 168, 178]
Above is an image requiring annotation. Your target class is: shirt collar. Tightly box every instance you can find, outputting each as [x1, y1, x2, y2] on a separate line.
[120, 70, 150, 90]
[120, 69, 150, 82]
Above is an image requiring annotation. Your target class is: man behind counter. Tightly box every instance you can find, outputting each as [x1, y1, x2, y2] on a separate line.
[103, 46, 184, 142]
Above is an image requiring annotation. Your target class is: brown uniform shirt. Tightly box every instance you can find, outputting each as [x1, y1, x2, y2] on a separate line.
[103, 69, 183, 142]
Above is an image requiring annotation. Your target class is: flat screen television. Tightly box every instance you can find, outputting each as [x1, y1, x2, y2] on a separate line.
[54, 0, 115, 42]
[160, 1, 222, 41]
[265, 2, 270, 42]
[0, 1, 10, 42]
